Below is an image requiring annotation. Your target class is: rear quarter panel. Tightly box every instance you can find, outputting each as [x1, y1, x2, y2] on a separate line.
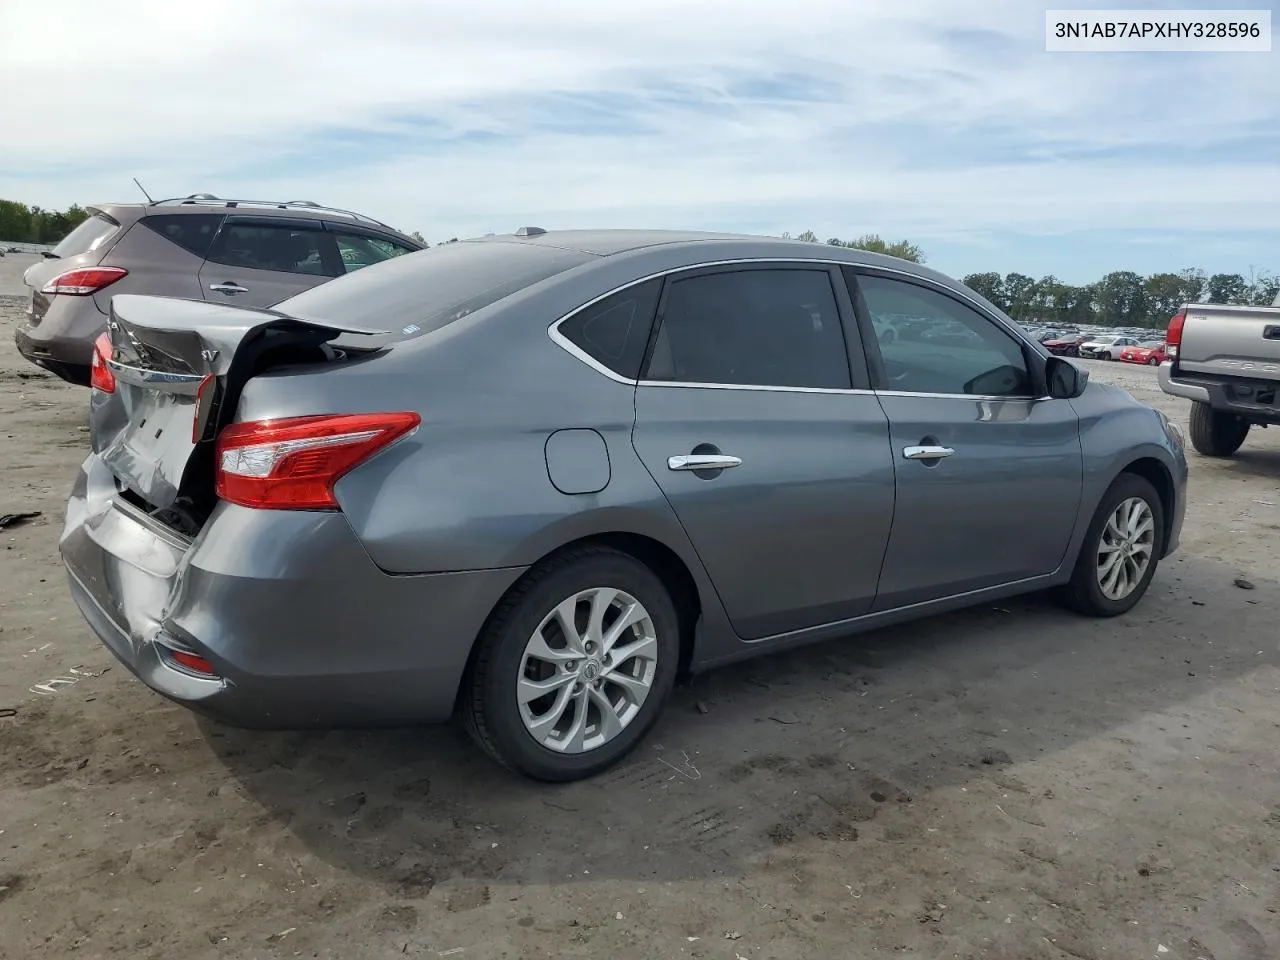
[95, 221, 207, 313]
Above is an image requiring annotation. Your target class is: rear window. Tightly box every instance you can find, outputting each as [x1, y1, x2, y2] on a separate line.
[141, 213, 224, 258]
[275, 239, 593, 338]
[51, 213, 118, 258]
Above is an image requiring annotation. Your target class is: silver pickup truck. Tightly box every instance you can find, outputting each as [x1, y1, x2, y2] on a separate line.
[1158, 292, 1280, 456]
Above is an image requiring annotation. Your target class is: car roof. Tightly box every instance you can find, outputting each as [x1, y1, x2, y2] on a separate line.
[471, 228, 962, 276]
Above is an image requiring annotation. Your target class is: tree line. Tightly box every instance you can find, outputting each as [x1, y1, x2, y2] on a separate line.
[0, 200, 90, 246]
[787, 229, 1279, 328]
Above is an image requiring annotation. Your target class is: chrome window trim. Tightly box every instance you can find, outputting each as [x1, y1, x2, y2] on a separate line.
[546, 256, 1045, 400]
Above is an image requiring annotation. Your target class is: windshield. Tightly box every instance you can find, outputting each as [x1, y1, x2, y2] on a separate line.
[276, 239, 593, 339]
[51, 212, 119, 258]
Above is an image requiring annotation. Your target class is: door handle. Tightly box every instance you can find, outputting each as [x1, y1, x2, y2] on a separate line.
[209, 282, 248, 294]
[903, 445, 955, 461]
[668, 454, 742, 471]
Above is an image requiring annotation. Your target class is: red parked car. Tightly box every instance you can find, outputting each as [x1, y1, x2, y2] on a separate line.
[1119, 342, 1167, 366]
[1044, 333, 1087, 356]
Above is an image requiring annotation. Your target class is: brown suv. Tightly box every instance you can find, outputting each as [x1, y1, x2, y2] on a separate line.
[14, 194, 424, 385]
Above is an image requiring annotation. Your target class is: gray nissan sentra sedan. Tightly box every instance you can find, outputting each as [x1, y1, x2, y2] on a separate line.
[61, 229, 1188, 781]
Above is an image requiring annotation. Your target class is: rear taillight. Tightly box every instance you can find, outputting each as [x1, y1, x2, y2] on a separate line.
[40, 266, 127, 296]
[215, 412, 420, 510]
[90, 332, 115, 393]
[1165, 311, 1185, 359]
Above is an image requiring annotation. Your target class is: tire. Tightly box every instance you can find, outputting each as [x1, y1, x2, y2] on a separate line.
[462, 546, 680, 782]
[1148, 357, 1159, 366]
[1061, 473, 1164, 617]
[1188, 401, 1250, 458]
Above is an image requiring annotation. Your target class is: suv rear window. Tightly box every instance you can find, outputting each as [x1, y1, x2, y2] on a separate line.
[276, 240, 592, 338]
[50, 213, 118, 258]
[141, 213, 224, 258]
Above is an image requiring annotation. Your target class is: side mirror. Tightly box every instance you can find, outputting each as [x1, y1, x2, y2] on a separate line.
[1047, 356, 1089, 399]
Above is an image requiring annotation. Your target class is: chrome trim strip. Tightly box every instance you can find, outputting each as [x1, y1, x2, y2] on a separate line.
[545, 255, 1044, 397]
[106, 359, 205, 395]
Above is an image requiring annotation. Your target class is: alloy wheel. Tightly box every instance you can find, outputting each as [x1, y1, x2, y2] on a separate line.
[517, 587, 658, 754]
[1096, 496, 1156, 600]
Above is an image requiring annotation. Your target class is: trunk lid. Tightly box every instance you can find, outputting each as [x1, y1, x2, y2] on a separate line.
[95, 294, 392, 526]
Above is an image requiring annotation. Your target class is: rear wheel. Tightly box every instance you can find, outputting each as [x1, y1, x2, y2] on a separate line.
[1147, 356, 1160, 366]
[1061, 473, 1164, 617]
[462, 546, 679, 781]
[1188, 401, 1249, 458]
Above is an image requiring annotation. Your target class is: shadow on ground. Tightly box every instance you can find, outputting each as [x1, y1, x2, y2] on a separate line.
[204, 553, 1273, 896]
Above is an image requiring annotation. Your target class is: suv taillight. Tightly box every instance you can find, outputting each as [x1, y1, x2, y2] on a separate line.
[40, 266, 128, 296]
[1165, 311, 1185, 359]
[90, 332, 115, 393]
[215, 412, 420, 510]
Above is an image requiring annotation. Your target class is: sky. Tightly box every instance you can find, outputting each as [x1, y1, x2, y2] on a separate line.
[0, 0, 1276, 285]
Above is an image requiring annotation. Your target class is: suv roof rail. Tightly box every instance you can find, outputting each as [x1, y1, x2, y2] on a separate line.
[150, 194, 394, 230]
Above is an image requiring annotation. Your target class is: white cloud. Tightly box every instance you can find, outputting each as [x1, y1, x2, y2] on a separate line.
[1, 0, 1276, 261]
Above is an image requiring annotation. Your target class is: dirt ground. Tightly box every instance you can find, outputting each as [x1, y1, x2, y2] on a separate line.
[2, 251, 1279, 960]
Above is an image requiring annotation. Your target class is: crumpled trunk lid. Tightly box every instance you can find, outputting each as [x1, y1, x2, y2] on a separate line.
[95, 294, 391, 520]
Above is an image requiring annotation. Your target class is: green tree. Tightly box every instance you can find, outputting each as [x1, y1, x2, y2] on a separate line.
[1143, 273, 1185, 327]
[1095, 271, 1147, 326]
[1003, 272, 1036, 320]
[796, 230, 819, 243]
[1253, 271, 1280, 306]
[831, 234, 924, 263]
[1205, 273, 1248, 304]
[962, 272, 1008, 311]
[1176, 268, 1206, 306]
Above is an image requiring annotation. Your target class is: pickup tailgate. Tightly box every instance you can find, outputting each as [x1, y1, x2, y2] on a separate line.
[96, 294, 391, 515]
[1177, 303, 1280, 382]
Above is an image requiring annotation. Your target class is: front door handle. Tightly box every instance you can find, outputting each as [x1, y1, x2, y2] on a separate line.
[668, 454, 742, 471]
[209, 282, 248, 295]
[903, 445, 955, 461]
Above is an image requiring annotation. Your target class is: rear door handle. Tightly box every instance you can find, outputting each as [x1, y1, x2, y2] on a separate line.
[903, 445, 955, 460]
[1263, 325, 1280, 340]
[668, 454, 742, 471]
[209, 282, 248, 294]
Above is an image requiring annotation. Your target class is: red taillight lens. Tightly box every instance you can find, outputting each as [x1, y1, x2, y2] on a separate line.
[215, 412, 420, 510]
[40, 266, 127, 296]
[167, 649, 216, 676]
[1165, 312, 1185, 358]
[90, 332, 115, 393]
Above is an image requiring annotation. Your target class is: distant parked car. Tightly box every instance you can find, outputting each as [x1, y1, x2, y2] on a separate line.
[1120, 342, 1167, 366]
[13, 194, 424, 386]
[1044, 333, 1088, 357]
[1079, 334, 1141, 361]
[62, 229, 1188, 781]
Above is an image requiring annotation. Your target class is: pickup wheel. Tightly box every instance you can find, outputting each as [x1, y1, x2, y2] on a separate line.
[1188, 401, 1249, 458]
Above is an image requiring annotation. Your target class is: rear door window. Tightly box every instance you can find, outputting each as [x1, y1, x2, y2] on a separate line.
[141, 214, 225, 259]
[207, 221, 335, 276]
[333, 231, 418, 273]
[644, 267, 852, 389]
[50, 213, 118, 257]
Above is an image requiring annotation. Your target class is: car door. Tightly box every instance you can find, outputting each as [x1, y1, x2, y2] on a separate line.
[630, 263, 896, 640]
[846, 268, 1084, 611]
[199, 216, 339, 307]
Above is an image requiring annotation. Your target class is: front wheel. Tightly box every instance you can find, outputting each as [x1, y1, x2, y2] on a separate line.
[462, 546, 680, 781]
[1061, 473, 1164, 617]
[1148, 357, 1160, 366]
[1188, 401, 1249, 458]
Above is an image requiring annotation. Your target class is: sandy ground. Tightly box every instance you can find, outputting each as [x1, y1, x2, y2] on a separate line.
[2, 251, 1279, 960]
